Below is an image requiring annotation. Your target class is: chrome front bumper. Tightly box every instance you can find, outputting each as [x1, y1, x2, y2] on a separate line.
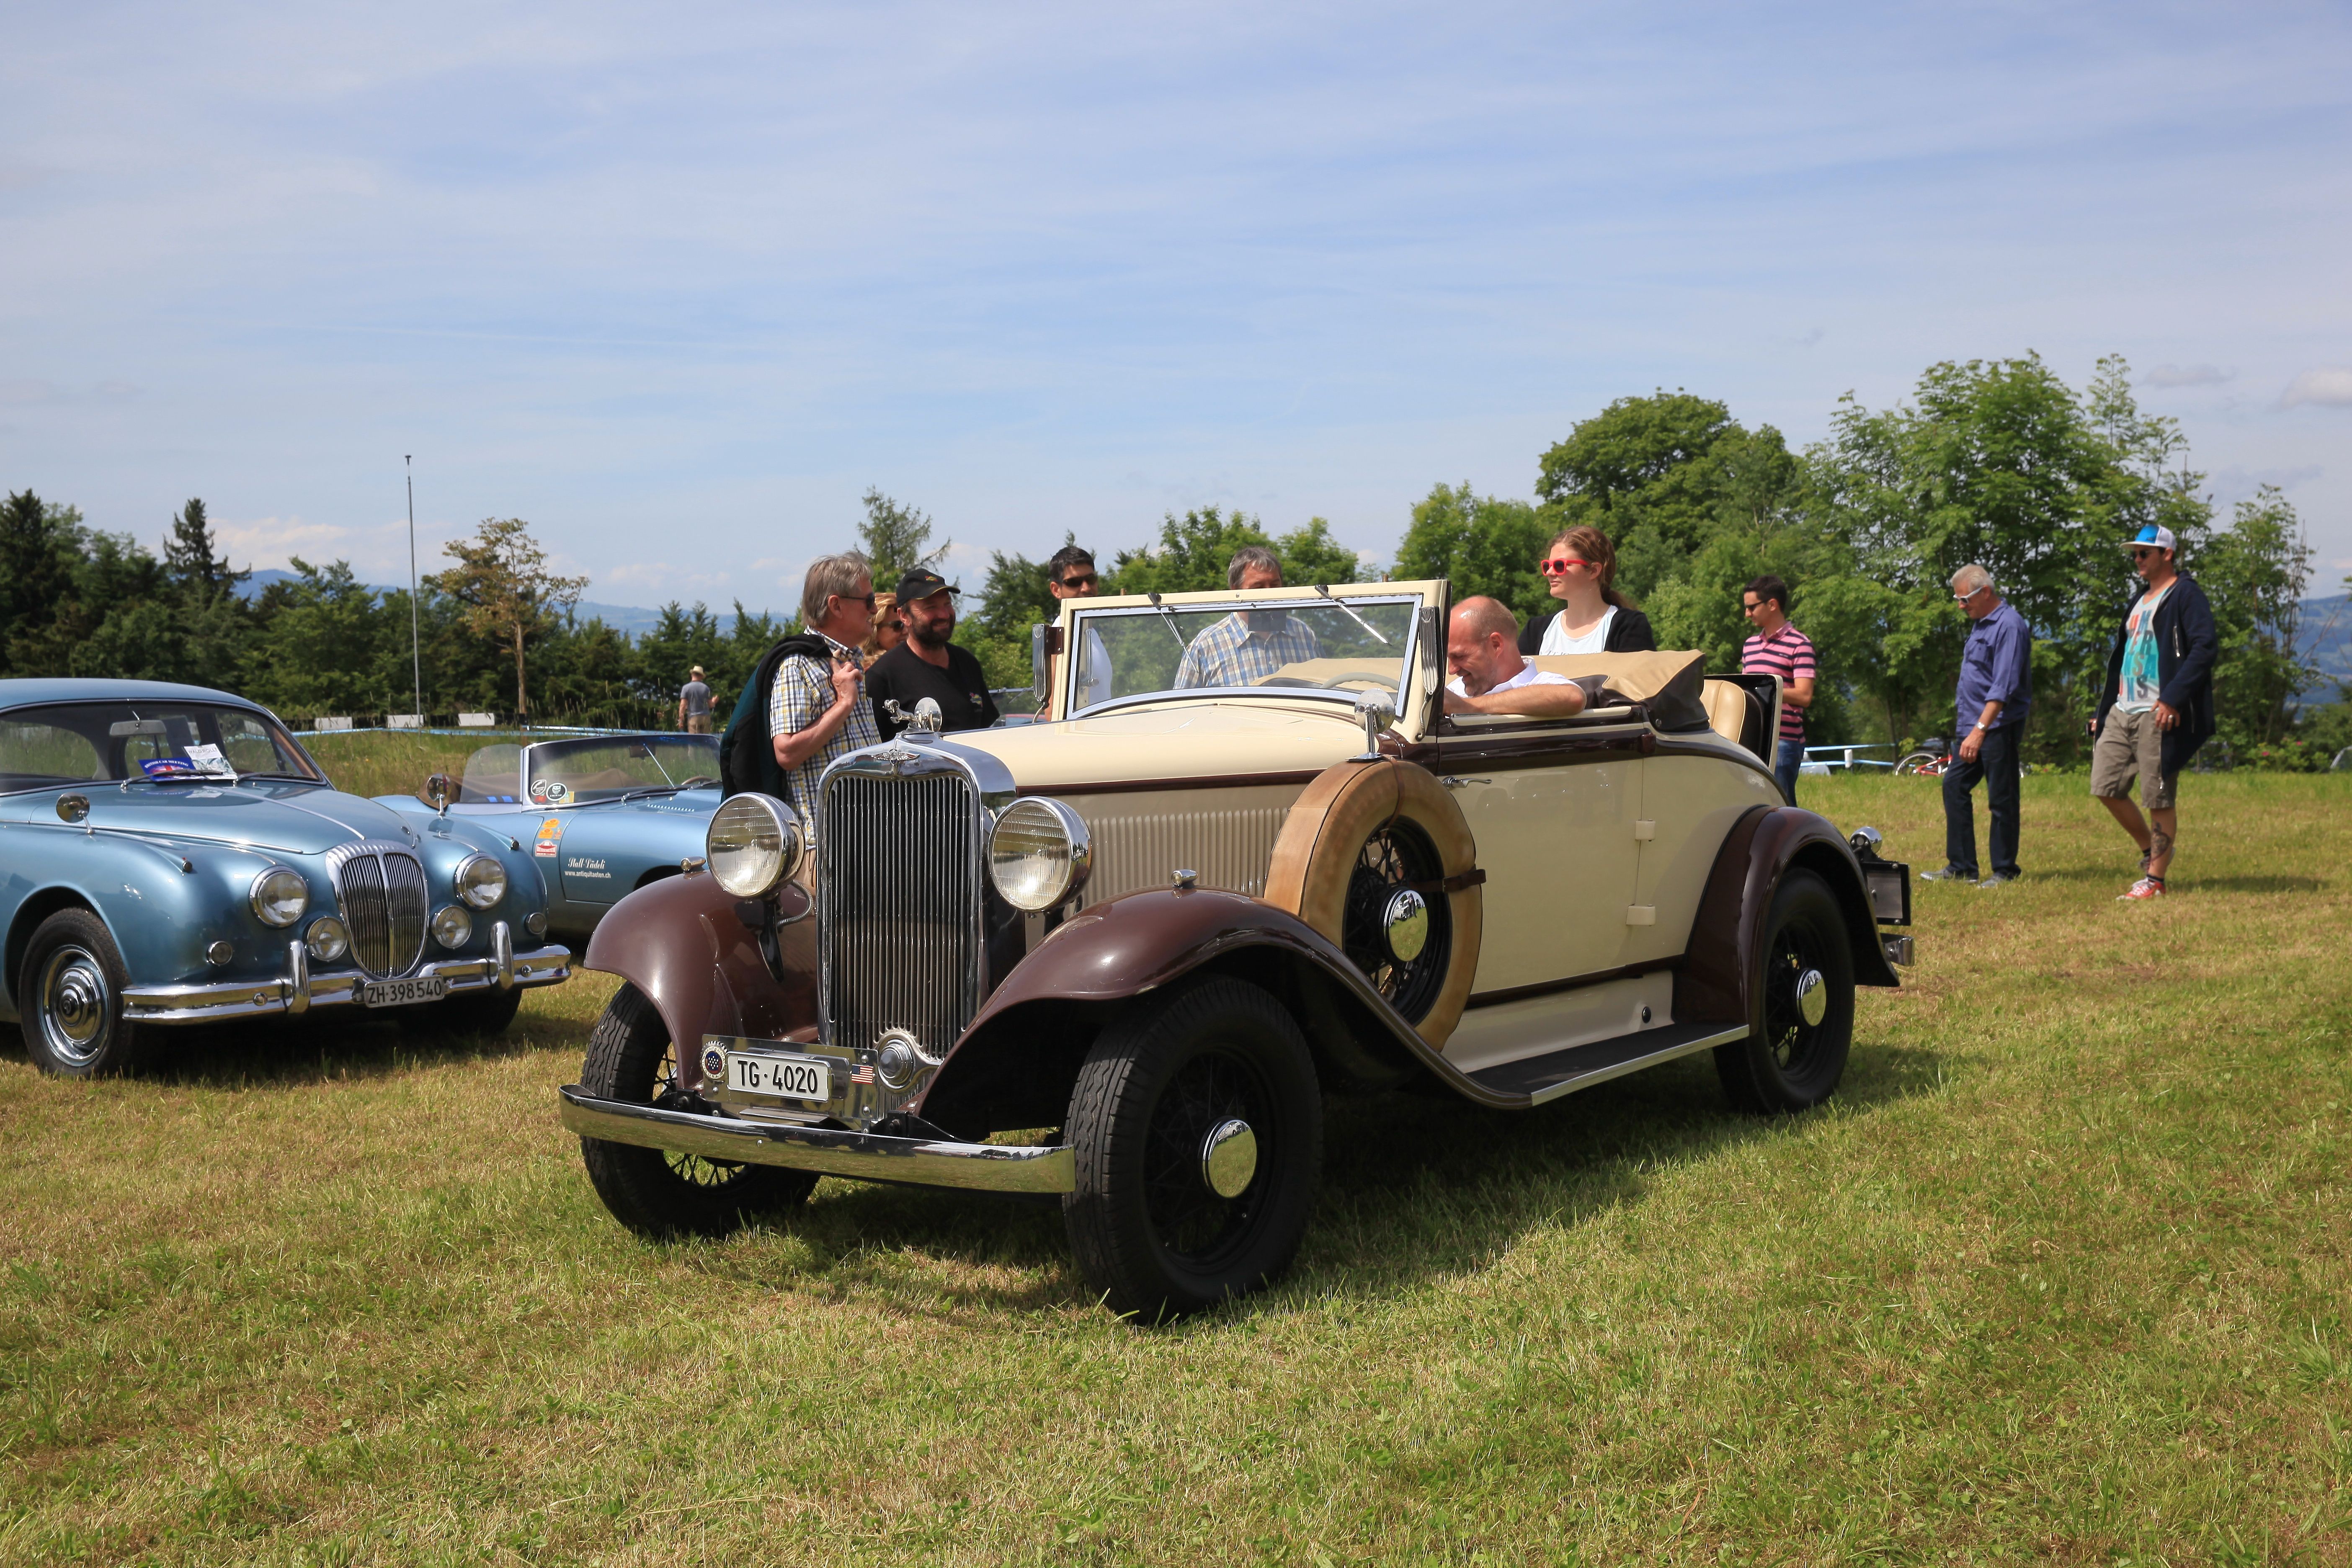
[123, 924, 572, 1024]
[557, 1084, 1077, 1196]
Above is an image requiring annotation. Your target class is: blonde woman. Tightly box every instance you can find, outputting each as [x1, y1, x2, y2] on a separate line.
[860, 592, 905, 660]
[1516, 524, 1656, 655]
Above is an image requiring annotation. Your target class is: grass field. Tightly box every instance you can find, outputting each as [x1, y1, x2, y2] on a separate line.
[4, 772, 2350, 1564]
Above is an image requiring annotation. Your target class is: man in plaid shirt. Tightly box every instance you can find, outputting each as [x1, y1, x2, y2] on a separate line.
[1175, 546, 1322, 688]
[769, 552, 882, 834]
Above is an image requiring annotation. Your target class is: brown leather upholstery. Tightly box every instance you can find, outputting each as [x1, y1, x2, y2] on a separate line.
[1701, 680, 1753, 745]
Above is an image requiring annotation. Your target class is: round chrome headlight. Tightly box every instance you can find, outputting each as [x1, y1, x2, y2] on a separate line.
[988, 797, 1092, 912]
[305, 916, 351, 963]
[454, 852, 507, 910]
[705, 794, 802, 900]
[431, 905, 474, 950]
[249, 867, 309, 928]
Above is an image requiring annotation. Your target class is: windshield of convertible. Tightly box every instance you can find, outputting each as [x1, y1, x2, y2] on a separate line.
[0, 701, 324, 792]
[1065, 594, 1418, 713]
[458, 735, 721, 805]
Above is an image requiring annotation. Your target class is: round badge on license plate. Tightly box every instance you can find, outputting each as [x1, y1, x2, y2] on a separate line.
[702, 1045, 726, 1078]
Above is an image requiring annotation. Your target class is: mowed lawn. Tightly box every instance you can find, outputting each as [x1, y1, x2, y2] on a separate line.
[4, 773, 2350, 1565]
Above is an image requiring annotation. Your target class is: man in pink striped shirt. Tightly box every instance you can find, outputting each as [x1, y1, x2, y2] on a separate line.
[1739, 575, 1817, 805]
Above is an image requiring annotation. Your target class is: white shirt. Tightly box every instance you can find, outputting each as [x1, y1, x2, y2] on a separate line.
[1447, 660, 1575, 699]
[1539, 605, 1616, 656]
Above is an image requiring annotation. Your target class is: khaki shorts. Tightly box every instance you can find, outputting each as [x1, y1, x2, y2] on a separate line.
[2091, 706, 2175, 810]
[685, 713, 712, 734]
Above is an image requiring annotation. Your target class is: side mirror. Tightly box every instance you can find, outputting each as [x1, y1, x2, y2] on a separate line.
[1031, 621, 1063, 714]
[424, 774, 453, 815]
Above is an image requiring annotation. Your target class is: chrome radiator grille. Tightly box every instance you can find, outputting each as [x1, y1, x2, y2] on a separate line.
[820, 770, 983, 1061]
[327, 840, 428, 979]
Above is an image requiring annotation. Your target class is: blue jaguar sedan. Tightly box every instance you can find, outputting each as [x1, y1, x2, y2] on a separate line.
[0, 679, 572, 1076]
[370, 732, 722, 943]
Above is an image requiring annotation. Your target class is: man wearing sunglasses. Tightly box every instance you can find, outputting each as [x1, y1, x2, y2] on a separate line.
[1922, 563, 2032, 889]
[2090, 524, 2217, 901]
[1042, 542, 1112, 712]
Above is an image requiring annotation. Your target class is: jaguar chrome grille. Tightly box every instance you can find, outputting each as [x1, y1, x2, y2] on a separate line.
[820, 769, 983, 1062]
[326, 840, 428, 979]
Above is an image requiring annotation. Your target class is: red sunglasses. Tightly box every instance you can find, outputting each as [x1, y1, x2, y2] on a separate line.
[1539, 557, 1594, 575]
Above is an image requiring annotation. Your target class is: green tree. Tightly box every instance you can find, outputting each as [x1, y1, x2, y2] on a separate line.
[1534, 392, 1749, 602]
[424, 518, 590, 725]
[858, 489, 948, 590]
[0, 491, 87, 676]
[1392, 483, 1550, 620]
[2197, 485, 2319, 750]
[243, 560, 394, 719]
[1106, 507, 1362, 596]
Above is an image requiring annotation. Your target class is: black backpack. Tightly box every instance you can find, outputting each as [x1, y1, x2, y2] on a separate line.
[719, 632, 838, 799]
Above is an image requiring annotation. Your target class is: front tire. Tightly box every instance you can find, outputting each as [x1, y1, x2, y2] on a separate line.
[1893, 751, 1940, 776]
[1714, 869, 1854, 1114]
[21, 909, 150, 1078]
[1063, 976, 1322, 1321]
[577, 983, 815, 1238]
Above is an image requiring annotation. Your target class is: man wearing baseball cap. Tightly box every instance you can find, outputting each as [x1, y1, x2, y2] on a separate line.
[677, 665, 712, 733]
[2089, 523, 2218, 900]
[865, 568, 1001, 736]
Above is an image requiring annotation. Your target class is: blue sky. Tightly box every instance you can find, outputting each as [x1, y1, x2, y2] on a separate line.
[3, 1, 2348, 614]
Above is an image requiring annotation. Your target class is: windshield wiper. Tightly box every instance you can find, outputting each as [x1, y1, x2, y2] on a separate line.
[1143, 593, 1193, 654]
[1313, 584, 1390, 645]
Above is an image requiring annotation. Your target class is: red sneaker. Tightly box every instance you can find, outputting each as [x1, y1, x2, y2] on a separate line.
[2118, 877, 2166, 901]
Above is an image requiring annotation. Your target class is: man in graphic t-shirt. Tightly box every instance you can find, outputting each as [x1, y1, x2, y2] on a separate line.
[1738, 575, 1816, 805]
[2090, 524, 2217, 901]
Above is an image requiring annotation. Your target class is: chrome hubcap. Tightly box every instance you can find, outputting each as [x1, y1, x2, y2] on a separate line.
[1382, 887, 1429, 963]
[1794, 967, 1828, 1028]
[1199, 1118, 1258, 1199]
[39, 946, 111, 1066]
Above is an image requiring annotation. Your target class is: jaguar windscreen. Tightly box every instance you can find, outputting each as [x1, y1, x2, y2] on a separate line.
[1066, 595, 1419, 713]
[523, 735, 722, 805]
[0, 702, 323, 791]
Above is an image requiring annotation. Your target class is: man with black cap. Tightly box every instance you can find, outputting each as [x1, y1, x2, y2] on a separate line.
[867, 568, 1001, 735]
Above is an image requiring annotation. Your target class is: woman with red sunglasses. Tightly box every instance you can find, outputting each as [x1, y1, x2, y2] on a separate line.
[1516, 524, 1656, 657]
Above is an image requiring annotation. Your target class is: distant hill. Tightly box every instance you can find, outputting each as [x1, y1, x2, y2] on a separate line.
[235, 569, 771, 639]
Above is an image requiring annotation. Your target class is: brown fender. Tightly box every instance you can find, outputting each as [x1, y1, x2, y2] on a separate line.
[581, 871, 818, 1091]
[1261, 758, 1482, 1047]
[1676, 805, 1899, 1030]
[909, 886, 1518, 1136]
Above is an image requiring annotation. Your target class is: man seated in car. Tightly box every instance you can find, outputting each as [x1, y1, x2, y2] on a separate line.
[1174, 546, 1323, 688]
[1444, 596, 1586, 717]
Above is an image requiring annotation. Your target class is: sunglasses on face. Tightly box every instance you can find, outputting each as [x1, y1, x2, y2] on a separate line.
[2130, 547, 2160, 558]
[839, 593, 876, 609]
[882, 620, 904, 634]
[1742, 600, 1765, 613]
[1058, 572, 1099, 591]
[1540, 557, 1594, 575]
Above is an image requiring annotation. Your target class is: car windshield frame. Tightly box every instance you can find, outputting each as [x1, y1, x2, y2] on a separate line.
[0, 700, 325, 794]
[1059, 588, 1430, 722]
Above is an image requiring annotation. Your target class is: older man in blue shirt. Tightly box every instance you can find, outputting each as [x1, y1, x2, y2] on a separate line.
[1925, 562, 2033, 888]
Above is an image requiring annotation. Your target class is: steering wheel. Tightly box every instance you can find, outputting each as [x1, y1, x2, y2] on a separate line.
[1257, 672, 1402, 693]
[677, 775, 720, 790]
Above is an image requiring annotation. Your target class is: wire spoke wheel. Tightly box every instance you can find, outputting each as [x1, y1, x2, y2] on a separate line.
[1339, 822, 1450, 1023]
[1714, 869, 1853, 1115]
[1140, 1049, 1271, 1266]
[1761, 921, 1828, 1076]
[649, 1040, 753, 1189]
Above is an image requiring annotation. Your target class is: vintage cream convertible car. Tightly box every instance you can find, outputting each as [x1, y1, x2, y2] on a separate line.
[557, 580, 1913, 1319]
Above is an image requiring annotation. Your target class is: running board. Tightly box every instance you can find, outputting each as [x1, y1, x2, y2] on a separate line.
[1467, 1022, 1749, 1106]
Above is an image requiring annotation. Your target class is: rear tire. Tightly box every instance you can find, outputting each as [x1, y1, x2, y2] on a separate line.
[1713, 870, 1854, 1114]
[1063, 976, 1321, 1321]
[577, 983, 816, 1238]
[21, 910, 150, 1078]
[1893, 751, 1939, 776]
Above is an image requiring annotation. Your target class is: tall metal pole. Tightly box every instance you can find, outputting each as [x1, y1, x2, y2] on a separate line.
[406, 456, 423, 721]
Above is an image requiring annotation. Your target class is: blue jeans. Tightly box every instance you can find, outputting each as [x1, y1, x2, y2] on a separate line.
[1775, 739, 1805, 805]
[1942, 725, 2021, 879]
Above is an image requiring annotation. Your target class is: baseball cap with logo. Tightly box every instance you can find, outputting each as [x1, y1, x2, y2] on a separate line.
[895, 568, 959, 603]
[2127, 524, 2177, 553]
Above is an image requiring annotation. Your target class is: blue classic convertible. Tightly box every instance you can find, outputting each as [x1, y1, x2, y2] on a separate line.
[0, 679, 572, 1075]
[371, 733, 722, 942]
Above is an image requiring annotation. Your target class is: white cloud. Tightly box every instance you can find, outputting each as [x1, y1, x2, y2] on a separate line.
[2142, 363, 2233, 388]
[214, 515, 450, 580]
[2280, 369, 2352, 409]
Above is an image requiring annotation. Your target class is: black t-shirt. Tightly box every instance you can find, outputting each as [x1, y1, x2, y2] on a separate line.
[867, 642, 1001, 735]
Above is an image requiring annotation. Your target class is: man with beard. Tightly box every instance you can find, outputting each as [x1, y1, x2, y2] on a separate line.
[867, 567, 1001, 736]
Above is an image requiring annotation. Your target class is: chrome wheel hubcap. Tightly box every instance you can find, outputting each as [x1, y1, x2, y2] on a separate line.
[1199, 1118, 1258, 1199]
[1794, 967, 1828, 1028]
[39, 946, 111, 1066]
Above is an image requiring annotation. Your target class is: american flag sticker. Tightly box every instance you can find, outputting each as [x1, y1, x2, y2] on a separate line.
[851, 1065, 876, 1086]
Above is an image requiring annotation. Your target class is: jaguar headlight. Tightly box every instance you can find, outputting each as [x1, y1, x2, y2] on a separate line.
[305, 915, 351, 963]
[988, 797, 1093, 912]
[249, 867, 310, 928]
[705, 794, 802, 900]
[431, 905, 474, 950]
[454, 852, 508, 910]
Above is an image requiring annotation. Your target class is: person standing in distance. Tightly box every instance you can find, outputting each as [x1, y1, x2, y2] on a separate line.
[2090, 524, 2217, 901]
[1516, 525, 1656, 656]
[1042, 543, 1112, 714]
[1738, 575, 1816, 805]
[677, 665, 712, 734]
[1924, 564, 2032, 888]
[867, 568, 1001, 735]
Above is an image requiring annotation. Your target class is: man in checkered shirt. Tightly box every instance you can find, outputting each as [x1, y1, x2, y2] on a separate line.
[1174, 546, 1322, 688]
[770, 552, 882, 834]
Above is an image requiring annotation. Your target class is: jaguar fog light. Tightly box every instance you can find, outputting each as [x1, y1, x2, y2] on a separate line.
[454, 852, 508, 910]
[431, 905, 474, 950]
[705, 794, 802, 900]
[524, 910, 547, 938]
[305, 916, 351, 964]
[249, 867, 309, 928]
[988, 797, 1093, 912]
